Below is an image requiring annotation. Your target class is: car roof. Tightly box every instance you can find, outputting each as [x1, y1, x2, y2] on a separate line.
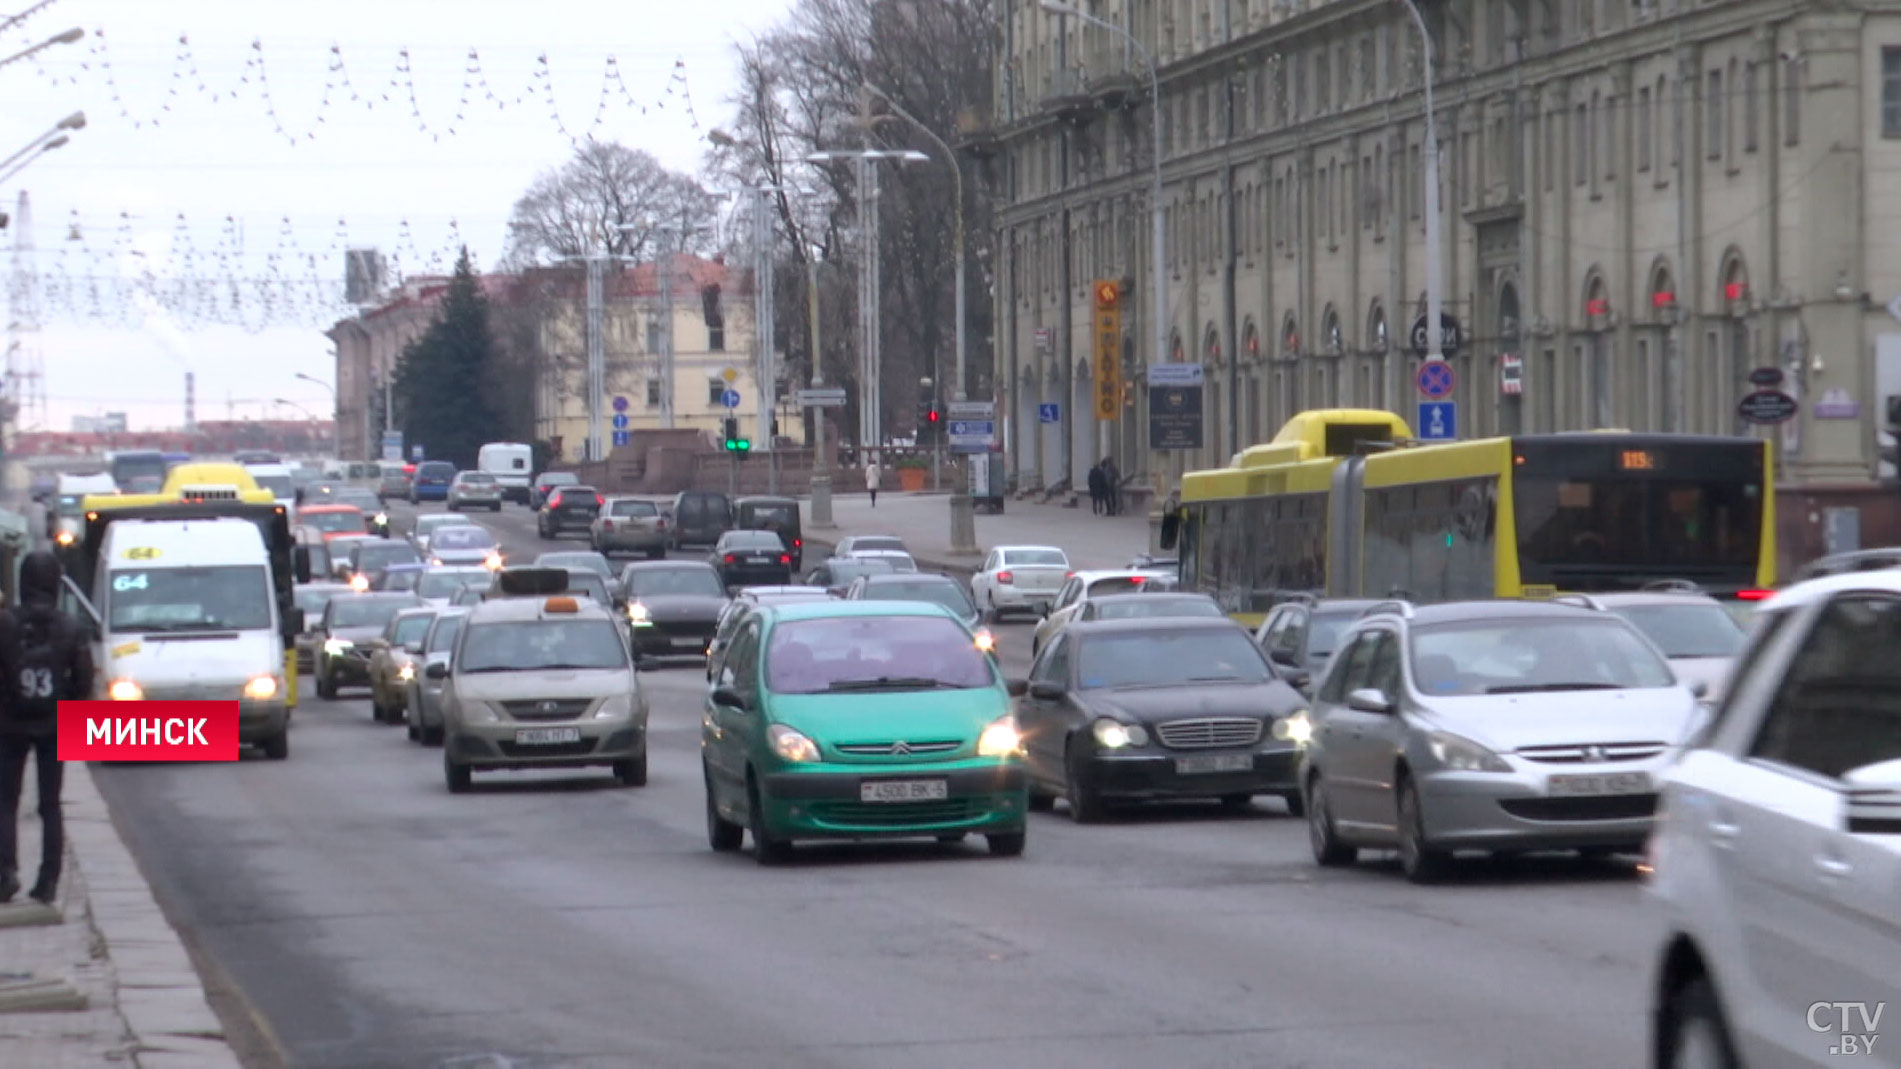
[1367, 599, 1608, 626]
[1306, 598, 1383, 614]
[1073, 569, 1161, 581]
[765, 600, 957, 623]
[735, 495, 796, 505]
[624, 560, 717, 572]
[997, 544, 1067, 554]
[739, 585, 826, 597]
[1090, 591, 1213, 603]
[298, 503, 360, 513]
[1754, 569, 1901, 612]
[858, 572, 956, 586]
[1066, 616, 1248, 636]
[1561, 591, 1725, 609]
[298, 581, 352, 592]
[331, 592, 426, 606]
[466, 594, 613, 623]
[393, 606, 439, 620]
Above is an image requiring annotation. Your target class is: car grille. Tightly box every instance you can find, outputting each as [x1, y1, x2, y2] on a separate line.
[1514, 741, 1669, 764]
[1153, 717, 1264, 750]
[834, 740, 963, 756]
[496, 738, 599, 758]
[500, 699, 594, 721]
[807, 799, 983, 826]
[1498, 795, 1659, 822]
[650, 621, 715, 640]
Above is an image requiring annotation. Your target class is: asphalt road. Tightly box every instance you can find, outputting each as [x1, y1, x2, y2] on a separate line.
[93, 499, 1655, 1069]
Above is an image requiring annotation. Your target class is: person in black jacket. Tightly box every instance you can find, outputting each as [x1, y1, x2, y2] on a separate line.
[0, 550, 92, 905]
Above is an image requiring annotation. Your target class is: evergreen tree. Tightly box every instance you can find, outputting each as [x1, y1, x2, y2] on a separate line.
[393, 249, 503, 468]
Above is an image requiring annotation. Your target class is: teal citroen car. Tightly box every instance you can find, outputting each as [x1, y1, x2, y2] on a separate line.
[702, 600, 1028, 864]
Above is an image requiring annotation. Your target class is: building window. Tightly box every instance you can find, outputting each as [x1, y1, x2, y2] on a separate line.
[645, 379, 662, 407]
[1359, 35, 1375, 100]
[1707, 69, 1724, 158]
[1316, 51, 1330, 113]
[1884, 48, 1901, 138]
[707, 380, 728, 406]
[1785, 57, 1802, 146]
[1744, 62, 1759, 152]
[1637, 86, 1652, 171]
[701, 284, 725, 351]
[1409, 143, 1421, 218]
[1574, 103, 1588, 185]
[646, 318, 662, 352]
[1602, 94, 1615, 180]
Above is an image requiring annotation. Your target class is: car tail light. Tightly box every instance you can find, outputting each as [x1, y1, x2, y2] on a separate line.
[601, 519, 614, 531]
[656, 518, 667, 529]
[996, 570, 1013, 584]
[1735, 589, 1774, 601]
[793, 538, 801, 548]
[595, 494, 604, 507]
[779, 554, 790, 564]
[724, 554, 736, 564]
[1130, 576, 1146, 584]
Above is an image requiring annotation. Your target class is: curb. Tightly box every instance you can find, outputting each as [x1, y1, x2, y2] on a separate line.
[63, 762, 245, 1068]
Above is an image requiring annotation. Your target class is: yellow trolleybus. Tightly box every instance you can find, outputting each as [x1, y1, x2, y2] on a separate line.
[1163, 408, 1777, 627]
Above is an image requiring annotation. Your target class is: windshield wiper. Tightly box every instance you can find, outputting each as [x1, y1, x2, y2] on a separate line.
[533, 663, 615, 671]
[826, 676, 959, 692]
[124, 621, 243, 633]
[1185, 674, 1245, 683]
[1485, 682, 1624, 694]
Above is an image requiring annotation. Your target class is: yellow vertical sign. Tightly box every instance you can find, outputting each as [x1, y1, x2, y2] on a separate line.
[1094, 280, 1121, 421]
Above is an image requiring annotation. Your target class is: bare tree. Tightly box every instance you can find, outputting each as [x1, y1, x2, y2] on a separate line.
[505, 141, 724, 267]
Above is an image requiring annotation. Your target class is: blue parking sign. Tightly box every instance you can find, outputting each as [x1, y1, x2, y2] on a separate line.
[1417, 401, 1457, 441]
[1038, 403, 1061, 423]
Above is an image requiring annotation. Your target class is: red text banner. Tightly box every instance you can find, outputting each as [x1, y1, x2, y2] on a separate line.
[56, 701, 241, 762]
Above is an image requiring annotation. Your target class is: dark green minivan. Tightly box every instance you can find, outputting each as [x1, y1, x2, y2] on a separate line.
[702, 601, 1028, 864]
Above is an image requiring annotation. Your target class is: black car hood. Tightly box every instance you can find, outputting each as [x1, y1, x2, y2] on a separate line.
[628, 593, 726, 621]
[1078, 680, 1306, 723]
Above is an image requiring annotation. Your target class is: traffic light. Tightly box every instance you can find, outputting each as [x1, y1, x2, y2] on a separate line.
[925, 405, 941, 443]
[723, 417, 750, 456]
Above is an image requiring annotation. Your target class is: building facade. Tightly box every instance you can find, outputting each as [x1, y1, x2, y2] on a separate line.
[987, 0, 1901, 560]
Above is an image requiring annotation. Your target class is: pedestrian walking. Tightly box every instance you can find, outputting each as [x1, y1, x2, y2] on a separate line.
[0, 550, 91, 906]
[865, 458, 881, 507]
[1102, 457, 1122, 516]
[1086, 462, 1107, 515]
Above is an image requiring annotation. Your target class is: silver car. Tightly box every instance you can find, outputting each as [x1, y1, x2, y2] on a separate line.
[447, 471, 503, 512]
[426, 523, 501, 568]
[410, 512, 478, 554]
[1300, 599, 1702, 883]
[1554, 587, 1749, 702]
[591, 497, 669, 559]
[404, 607, 468, 746]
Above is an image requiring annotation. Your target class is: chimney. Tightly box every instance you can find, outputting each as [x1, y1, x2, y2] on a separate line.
[185, 371, 196, 434]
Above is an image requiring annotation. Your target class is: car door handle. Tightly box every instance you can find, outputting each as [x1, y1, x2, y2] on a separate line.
[1706, 818, 1742, 845]
[1814, 855, 1854, 878]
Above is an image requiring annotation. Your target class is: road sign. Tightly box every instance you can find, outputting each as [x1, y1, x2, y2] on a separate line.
[1417, 401, 1457, 440]
[1747, 366, 1785, 388]
[380, 430, 403, 462]
[411, 444, 424, 461]
[1148, 372, 1204, 450]
[611, 395, 629, 412]
[1416, 360, 1456, 400]
[1038, 403, 1061, 423]
[1737, 390, 1798, 425]
[1499, 354, 1523, 395]
[947, 401, 995, 421]
[610, 413, 629, 430]
[721, 367, 739, 383]
[1814, 387, 1861, 420]
[720, 389, 742, 408]
[948, 406, 996, 454]
[1147, 363, 1205, 387]
[796, 387, 846, 407]
[1410, 312, 1464, 357]
[611, 430, 631, 447]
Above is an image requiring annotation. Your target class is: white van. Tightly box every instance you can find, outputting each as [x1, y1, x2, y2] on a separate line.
[49, 472, 116, 545]
[73, 516, 292, 759]
[478, 442, 534, 504]
[244, 463, 298, 519]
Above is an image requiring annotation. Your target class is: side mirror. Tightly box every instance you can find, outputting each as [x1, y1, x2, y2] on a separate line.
[710, 685, 745, 709]
[1159, 511, 1180, 550]
[1006, 678, 1029, 697]
[1028, 680, 1066, 701]
[1283, 669, 1312, 693]
[292, 545, 313, 583]
[1038, 603, 1050, 619]
[1346, 687, 1394, 714]
[425, 661, 449, 680]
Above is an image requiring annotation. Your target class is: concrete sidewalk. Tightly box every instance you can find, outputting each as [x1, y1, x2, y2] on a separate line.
[801, 491, 1161, 577]
[0, 761, 244, 1067]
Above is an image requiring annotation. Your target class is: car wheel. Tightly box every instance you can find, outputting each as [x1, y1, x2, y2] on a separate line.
[1397, 775, 1452, 884]
[747, 776, 791, 865]
[443, 749, 471, 793]
[405, 716, 419, 742]
[706, 769, 744, 852]
[422, 723, 443, 747]
[261, 731, 289, 760]
[1064, 742, 1106, 824]
[1026, 785, 1055, 812]
[316, 671, 337, 701]
[985, 830, 1027, 857]
[1279, 790, 1306, 817]
[1659, 976, 1740, 1069]
[612, 752, 647, 787]
[1306, 775, 1357, 867]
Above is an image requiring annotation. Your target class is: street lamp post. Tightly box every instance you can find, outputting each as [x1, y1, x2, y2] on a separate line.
[807, 248, 834, 528]
[1401, 0, 1445, 366]
[0, 26, 82, 72]
[1040, 0, 1166, 481]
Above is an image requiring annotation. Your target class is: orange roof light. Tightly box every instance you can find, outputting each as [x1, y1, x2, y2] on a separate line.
[543, 596, 579, 613]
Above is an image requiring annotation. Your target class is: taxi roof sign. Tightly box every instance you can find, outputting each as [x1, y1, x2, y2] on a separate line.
[542, 596, 580, 614]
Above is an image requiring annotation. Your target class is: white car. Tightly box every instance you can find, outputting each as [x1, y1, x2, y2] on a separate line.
[410, 512, 479, 554]
[970, 545, 1071, 620]
[843, 549, 917, 573]
[833, 535, 908, 557]
[1031, 569, 1168, 655]
[1647, 571, 1901, 1067]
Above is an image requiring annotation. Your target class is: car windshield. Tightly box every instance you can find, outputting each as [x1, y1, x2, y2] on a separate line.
[723, 531, 785, 550]
[1076, 628, 1274, 688]
[305, 510, 366, 533]
[610, 500, 657, 517]
[1092, 597, 1224, 621]
[825, 559, 898, 583]
[539, 473, 578, 488]
[1307, 611, 1361, 661]
[625, 568, 724, 597]
[418, 572, 486, 598]
[329, 597, 421, 628]
[251, 474, 293, 498]
[55, 493, 87, 516]
[561, 572, 611, 603]
[379, 569, 424, 592]
[107, 565, 274, 632]
[334, 492, 381, 511]
[859, 580, 976, 618]
[1002, 549, 1067, 567]
[459, 619, 628, 672]
[432, 527, 496, 550]
[426, 616, 465, 653]
[393, 614, 434, 646]
[743, 503, 797, 530]
[1087, 576, 1152, 597]
[1409, 618, 1677, 697]
[765, 615, 994, 693]
[294, 587, 340, 616]
[851, 537, 906, 553]
[355, 544, 420, 567]
[538, 553, 611, 576]
[852, 552, 917, 572]
[1609, 604, 1748, 659]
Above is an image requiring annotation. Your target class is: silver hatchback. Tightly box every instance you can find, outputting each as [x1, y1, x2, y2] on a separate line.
[447, 471, 503, 512]
[1300, 599, 1703, 883]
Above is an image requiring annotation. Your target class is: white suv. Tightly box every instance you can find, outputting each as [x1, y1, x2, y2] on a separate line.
[1648, 570, 1901, 1067]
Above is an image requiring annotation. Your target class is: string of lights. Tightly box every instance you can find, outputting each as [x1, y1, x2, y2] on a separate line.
[27, 30, 704, 146]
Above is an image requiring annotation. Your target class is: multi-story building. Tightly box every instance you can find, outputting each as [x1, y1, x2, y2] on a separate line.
[985, 0, 1901, 563]
[328, 255, 800, 464]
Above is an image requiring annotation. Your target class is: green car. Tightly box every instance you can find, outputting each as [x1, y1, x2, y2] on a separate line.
[702, 600, 1029, 864]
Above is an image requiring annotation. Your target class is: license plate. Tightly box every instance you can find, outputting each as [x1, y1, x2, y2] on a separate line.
[1547, 772, 1652, 796]
[515, 728, 581, 745]
[1175, 753, 1253, 775]
[860, 779, 948, 803]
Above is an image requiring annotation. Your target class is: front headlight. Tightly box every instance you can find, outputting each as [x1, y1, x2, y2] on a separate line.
[462, 701, 501, 724]
[1091, 717, 1149, 749]
[431, 558, 443, 566]
[397, 663, 415, 682]
[54, 530, 74, 546]
[977, 714, 1023, 756]
[768, 724, 820, 762]
[108, 678, 142, 701]
[627, 602, 651, 625]
[324, 637, 353, 656]
[972, 627, 996, 653]
[244, 675, 279, 700]
[592, 693, 638, 720]
[373, 512, 388, 526]
[348, 574, 369, 592]
[484, 552, 503, 570]
[1427, 731, 1512, 773]
[1271, 710, 1313, 744]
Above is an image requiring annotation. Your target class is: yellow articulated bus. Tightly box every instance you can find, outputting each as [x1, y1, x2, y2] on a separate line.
[1163, 408, 1777, 627]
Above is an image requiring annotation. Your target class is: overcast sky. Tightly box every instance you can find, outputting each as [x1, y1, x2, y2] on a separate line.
[0, 0, 792, 433]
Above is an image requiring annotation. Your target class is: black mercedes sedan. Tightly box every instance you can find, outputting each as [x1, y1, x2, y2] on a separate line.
[618, 560, 730, 664]
[1011, 617, 1310, 822]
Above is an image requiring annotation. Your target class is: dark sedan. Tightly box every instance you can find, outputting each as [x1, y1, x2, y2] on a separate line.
[344, 540, 424, 588]
[1012, 617, 1310, 822]
[538, 485, 603, 539]
[710, 529, 792, 588]
[620, 560, 730, 662]
[315, 592, 426, 698]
